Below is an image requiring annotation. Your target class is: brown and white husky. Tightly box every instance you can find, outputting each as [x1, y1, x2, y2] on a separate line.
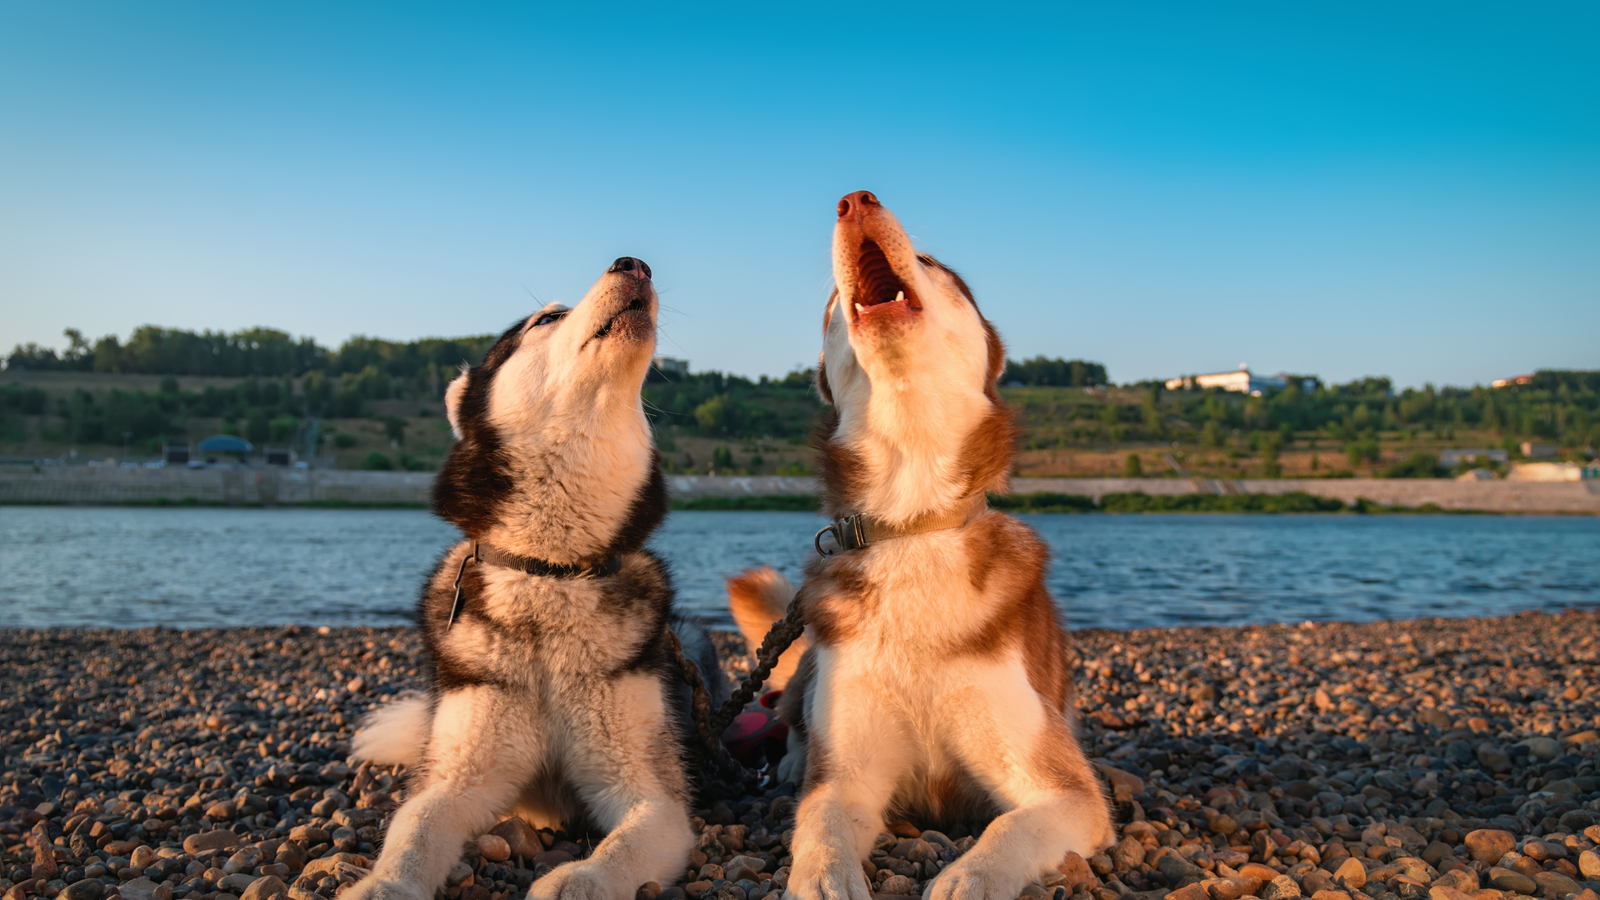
[347, 257, 724, 900]
[730, 192, 1114, 900]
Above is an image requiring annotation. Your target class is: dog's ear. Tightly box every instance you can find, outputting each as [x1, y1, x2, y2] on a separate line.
[983, 319, 1005, 390]
[816, 352, 833, 405]
[444, 369, 470, 439]
[817, 291, 838, 405]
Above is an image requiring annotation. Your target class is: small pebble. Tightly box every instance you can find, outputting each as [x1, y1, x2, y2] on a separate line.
[1, 614, 1598, 900]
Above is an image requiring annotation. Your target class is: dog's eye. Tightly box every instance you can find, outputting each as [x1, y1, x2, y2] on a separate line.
[533, 312, 565, 327]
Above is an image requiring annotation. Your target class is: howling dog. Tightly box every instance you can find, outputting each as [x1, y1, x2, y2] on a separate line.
[729, 193, 1114, 900]
[348, 257, 724, 900]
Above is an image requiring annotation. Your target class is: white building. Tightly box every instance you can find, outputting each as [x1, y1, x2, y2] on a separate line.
[1165, 365, 1312, 397]
[652, 357, 690, 377]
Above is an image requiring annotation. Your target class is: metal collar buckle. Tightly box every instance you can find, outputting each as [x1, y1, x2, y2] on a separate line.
[448, 541, 480, 630]
[814, 514, 867, 557]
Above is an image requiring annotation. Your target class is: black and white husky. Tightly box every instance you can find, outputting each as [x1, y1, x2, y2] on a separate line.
[347, 257, 724, 900]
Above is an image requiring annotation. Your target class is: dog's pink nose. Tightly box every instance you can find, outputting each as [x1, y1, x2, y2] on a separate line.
[837, 191, 880, 219]
[607, 257, 652, 280]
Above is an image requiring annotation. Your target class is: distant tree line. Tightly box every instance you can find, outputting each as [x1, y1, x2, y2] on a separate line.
[9, 326, 1596, 465]
[5, 325, 497, 392]
[1011, 369, 1600, 466]
[1001, 356, 1108, 387]
[644, 367, 821, 441]
[1, 376, 320, 450]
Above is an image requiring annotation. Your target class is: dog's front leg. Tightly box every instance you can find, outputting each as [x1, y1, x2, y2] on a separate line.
[927, 668, 1114, 900]
[785, 657, 906, 900]
[348, 687, 542, 900]
[528, 674, 694, 900]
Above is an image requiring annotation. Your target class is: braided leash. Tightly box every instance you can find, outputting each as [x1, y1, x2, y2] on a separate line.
[670, 593, 808, 800]
[710, 594, 807, 735]
[663, 627, 755, 798]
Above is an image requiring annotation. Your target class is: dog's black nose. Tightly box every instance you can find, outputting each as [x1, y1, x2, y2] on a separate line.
[837, 191, 880, 219]
[608, 257, 652, 279]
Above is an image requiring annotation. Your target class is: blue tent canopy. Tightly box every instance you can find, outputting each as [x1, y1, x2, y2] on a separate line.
[198, 435, 253, 453]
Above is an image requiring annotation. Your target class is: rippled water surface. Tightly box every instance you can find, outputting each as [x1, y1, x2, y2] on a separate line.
[2, 507, 1597, 630]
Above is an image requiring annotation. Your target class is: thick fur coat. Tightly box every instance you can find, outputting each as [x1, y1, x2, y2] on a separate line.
[730, 193, 1115, 900]
[348, 257, 723, 900]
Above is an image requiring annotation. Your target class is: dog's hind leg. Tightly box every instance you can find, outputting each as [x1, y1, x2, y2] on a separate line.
[347, 686, 544, 900]
[528, 673, 695, 900]
[924, 661, 1114, 900]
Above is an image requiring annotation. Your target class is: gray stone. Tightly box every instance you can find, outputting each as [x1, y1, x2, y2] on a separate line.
[240, 874, 288, 900]
[879, 875, 917, 896]
[1109, 838, 1144, 871]
[1521, 840, 1566, 861]
[1464, 829, 1515, 864]
[222, 848, 264, 875]
[63, 879, 105, 900]
[1155, 854, 1204, 887]
[218, 873, 258, 894]
[1581, 850, 1600, 880]
[1532, 872, 1580, 896]
[183, 830, 241, 855]
[1520, 736, 1560, 760]
[119, 878, 163, 900]
[1475, 743, 1510, 771]
[1260, 875, 1302, 900]
[1487, 867, 1537, 895]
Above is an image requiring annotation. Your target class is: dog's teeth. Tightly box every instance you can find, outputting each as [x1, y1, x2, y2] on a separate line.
[855, 303, 865, 314]
[895, 290, 905, 304]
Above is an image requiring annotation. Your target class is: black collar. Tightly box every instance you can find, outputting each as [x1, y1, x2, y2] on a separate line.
[448, 541, 624, 629]
[474, 542, 624, 579]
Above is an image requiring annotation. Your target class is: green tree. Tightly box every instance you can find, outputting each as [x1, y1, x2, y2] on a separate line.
[381, 415, 407, 445]
[361, 451, 394, 470]
[92, 335, 124, 373]
[269, 416, 300, 444]
[1123, 453, 1143, 477]
[711, 445, 735, 472]
[246, 408, 271, 445]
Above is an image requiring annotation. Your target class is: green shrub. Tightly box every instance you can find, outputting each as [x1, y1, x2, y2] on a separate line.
[268, 415, 300, 443]
[989, 492, 1097, 513]
[397, 453, 433, 472]
[361, 451, 394, 471]
[1099, 491, 1346, 513]
[1384, 452, 1444, 479]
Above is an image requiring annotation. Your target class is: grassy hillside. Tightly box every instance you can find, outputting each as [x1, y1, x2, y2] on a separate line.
[4, 355, 1594, 479]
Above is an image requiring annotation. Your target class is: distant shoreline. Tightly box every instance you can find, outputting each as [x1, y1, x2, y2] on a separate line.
[3, 484, 1599, 515]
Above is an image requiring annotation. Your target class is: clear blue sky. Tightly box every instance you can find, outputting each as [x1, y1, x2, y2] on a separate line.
[2, 2, 1596, 388]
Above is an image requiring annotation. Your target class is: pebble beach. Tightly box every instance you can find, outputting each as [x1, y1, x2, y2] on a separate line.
[3, 610, 1599, 900]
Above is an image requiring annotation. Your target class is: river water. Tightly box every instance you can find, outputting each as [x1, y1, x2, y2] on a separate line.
[1, 507, 1596, 631]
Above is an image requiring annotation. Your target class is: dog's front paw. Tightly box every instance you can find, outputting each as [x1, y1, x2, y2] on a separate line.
[783, 853, 869, 900]
[343, 877, 430, 900]
[528, 860, 622, 900]
[923, 856, 1027, 900]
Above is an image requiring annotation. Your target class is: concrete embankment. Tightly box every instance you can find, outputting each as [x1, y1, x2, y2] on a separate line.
[0, 466, 435, 506]
[2, 467, 1597, 513]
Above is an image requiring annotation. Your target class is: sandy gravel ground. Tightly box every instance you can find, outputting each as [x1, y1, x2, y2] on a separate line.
[3, 610, 1599, 900]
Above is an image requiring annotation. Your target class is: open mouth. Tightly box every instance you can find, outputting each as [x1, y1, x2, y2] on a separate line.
[594, 295, 649, 339]
[848, 240, 920, 322]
